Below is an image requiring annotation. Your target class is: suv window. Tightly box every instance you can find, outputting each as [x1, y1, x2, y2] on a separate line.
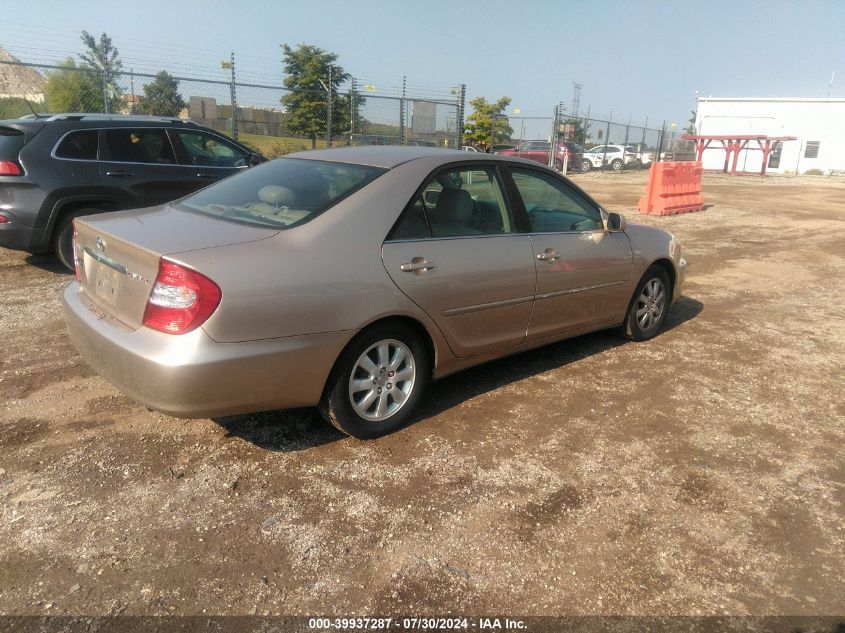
[171, 130, 248, 167]
[55, 130, 98, 160]
[510, 168, 602, 232]
[103, 128, 176, 164]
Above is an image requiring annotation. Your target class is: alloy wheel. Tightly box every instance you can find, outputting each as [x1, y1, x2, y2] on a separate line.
[636, 277, 666, 331]
[348, 339, 416, 422]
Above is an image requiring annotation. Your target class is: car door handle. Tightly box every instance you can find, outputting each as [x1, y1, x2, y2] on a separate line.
[536, 249, 560, 261]
[105, 171, 132, 178]
[196, 172, 215, 178]
[400, 259, 435, 272]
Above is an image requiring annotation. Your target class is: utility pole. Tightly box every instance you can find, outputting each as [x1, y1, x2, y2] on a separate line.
[571, 82, 582, 118]
[456, 84, 466, 149]
[102, 70, 109, 114]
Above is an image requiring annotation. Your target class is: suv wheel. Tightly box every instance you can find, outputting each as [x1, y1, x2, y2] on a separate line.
[53, 210, 97, 272]
[611, 159, 624, 171]
[581, 159, 592, 172]
[319, 323, 430, 439]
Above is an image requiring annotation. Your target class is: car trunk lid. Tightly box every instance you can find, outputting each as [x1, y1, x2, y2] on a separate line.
[75, 205, 276, 329]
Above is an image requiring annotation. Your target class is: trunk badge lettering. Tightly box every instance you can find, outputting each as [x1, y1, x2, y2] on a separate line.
[96, 237, 106, 252]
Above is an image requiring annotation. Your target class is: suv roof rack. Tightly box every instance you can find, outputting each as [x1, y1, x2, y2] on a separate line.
[43, 113, 195, 124]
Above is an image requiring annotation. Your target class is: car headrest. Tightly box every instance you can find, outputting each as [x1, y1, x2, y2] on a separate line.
[258, 185, 295, 205]
[433, 188, 473, 224]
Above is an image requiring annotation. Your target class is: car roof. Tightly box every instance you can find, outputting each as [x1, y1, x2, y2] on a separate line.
[287, 145, 498, 168]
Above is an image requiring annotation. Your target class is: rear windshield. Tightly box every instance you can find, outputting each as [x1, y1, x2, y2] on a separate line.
[0, 128, 26, 161]
[177, 158, 386, 229]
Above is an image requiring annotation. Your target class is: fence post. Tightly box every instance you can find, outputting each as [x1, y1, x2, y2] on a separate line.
[621, 114, 631, 170]
[229, 52, 237, 141]
[326, 66, 333, 147]
[656, 120, 667, 162]
[455, 84, 467, 149]
[399, 75, 406, 145]
[602, 112, 612, 166]
[349, 77, 356, 144]
[456, 83, 466, 149]
[641, 117, 648, 156]
[102, 70, 109, 114]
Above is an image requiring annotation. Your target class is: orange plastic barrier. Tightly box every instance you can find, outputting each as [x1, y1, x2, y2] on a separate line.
[637, 161, 704, 216]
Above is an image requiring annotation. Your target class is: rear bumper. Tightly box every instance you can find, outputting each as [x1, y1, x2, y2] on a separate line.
[0, 217, 47, 253]
[61, 282, 352, 418]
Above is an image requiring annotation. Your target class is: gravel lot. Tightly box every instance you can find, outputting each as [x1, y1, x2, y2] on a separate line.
[0, 170, 843, 618]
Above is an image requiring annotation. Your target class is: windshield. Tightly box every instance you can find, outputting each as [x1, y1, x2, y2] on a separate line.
[177, 158, 386, 229]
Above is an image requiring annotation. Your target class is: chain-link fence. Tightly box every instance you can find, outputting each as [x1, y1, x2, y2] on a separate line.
[499, 107, 677, 173]
[0, 59, 465, 157]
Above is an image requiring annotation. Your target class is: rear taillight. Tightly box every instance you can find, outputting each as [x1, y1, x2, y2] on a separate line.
[72, 219, 81, 281]
[0, 161, 22, 176]
[0, 214, 10, 224]
[143, 259, 221, 334]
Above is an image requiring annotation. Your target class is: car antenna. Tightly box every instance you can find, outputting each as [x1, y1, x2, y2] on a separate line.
[22, 98, 48, 119]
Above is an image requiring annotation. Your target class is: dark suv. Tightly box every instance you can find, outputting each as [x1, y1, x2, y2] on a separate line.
[0, 114, 263, 270]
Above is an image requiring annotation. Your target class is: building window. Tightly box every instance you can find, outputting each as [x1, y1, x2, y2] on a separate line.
[804, 141, 820, 159]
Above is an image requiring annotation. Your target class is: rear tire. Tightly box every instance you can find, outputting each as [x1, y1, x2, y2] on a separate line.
[581, 159, 592, 172]
[53, 209, 98, 272]
[319, 323, 430, 439]
[611, 159, 623, 171]
[623, 266, 672, 341]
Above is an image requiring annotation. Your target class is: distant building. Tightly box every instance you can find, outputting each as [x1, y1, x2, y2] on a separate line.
[0, 47, 46, 102]
[695, 97, 845, 175]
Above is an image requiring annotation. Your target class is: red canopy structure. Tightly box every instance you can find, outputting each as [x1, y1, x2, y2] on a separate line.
[681, 134, 797, 176]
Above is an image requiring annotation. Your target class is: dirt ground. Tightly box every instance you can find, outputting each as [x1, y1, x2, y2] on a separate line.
[0, 170, 843, 619]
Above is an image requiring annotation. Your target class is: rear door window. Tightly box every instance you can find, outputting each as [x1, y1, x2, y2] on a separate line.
[102, 128, 176, 164]
[170, 130, 248, 167]
[55, 130, 98, 160]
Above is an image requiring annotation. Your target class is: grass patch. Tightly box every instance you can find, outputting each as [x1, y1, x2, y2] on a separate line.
[236, 133, 329, 158]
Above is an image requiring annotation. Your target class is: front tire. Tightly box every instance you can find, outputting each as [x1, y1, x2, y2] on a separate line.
[319, 323, 430, 439]
[623, 266, 672, 341]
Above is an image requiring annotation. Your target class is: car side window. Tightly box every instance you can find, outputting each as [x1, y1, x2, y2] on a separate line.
[171, 130, 248, 167]
[103, 128, 176, 164]
[388, 167, 514, 241]
[510, 168, 603, 232]
[387, 198, 429, 240]
[55, 130, 98, 160]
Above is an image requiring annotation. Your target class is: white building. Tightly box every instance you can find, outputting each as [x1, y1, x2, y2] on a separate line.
[694, 97, 845, 175]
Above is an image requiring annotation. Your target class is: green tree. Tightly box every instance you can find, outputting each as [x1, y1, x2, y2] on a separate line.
[79, 30, 123, 112]
[140, 71, 186, 116]
[561, 117, 588, 146]
[44, 58, 103, 113]
[281, 44, 350, 148]
[462, 96, 513, 150]
[684, 110, 697, 135]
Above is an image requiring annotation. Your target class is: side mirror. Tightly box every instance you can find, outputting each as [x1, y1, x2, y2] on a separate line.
[248, 152, 264, 166]
[607, 212, 627, 232]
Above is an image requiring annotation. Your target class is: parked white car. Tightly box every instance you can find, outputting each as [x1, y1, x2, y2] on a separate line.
[583, 145, 640, 171]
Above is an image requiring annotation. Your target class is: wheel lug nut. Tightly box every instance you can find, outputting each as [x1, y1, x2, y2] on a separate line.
[387, 383, 392, 389]
[377, 388, 382, 394]
[388, 371, 394, 377]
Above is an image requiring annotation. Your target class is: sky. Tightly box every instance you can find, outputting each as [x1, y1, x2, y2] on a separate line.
[1, 0, 843, 135]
